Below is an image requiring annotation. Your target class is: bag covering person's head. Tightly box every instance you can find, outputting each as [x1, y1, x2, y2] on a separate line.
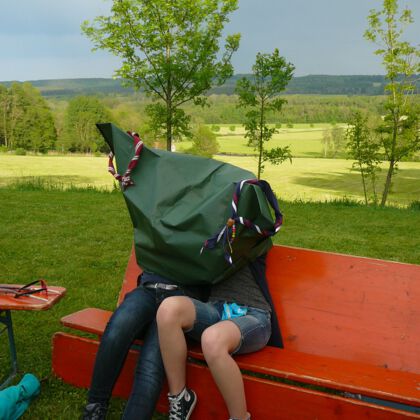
[98, 123, 282, 286]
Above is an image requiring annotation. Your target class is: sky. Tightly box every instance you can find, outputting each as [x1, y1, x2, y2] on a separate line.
[0, 0, 419, 82]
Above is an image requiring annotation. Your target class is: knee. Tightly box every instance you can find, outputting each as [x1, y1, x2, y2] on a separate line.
[201, 328, 229, 363]
[156, 296, 189, 329]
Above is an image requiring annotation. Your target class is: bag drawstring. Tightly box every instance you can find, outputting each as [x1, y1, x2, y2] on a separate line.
[201, 179, 283, 264]
[108, 131, 144, 190]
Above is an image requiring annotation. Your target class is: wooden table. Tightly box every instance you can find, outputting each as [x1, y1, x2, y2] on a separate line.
[0, 284, 66, 389]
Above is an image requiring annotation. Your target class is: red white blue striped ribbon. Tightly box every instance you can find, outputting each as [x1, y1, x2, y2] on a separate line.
[108, 131, 143, 190]
[201, 179, 283, 264]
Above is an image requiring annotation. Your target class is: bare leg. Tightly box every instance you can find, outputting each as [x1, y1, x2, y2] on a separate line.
[156, 296, 196, 395]
[201, 321, 249, 420]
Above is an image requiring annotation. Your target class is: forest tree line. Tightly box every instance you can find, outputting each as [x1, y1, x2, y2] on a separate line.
[0, 80, 402, 154]
[2, 75, 418, 97]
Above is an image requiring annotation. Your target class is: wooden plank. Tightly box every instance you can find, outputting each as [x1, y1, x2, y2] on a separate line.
[61, 308, 112, 336]
[266, 246, 420, 373]
[189, 347, 420, 407]
[52, 333, 419, 419]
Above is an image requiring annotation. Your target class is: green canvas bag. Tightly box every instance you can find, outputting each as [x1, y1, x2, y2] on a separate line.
[98, 123, 282, 286]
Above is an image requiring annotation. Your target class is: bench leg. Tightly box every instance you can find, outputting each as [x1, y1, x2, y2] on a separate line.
[0, 310, 18, 389]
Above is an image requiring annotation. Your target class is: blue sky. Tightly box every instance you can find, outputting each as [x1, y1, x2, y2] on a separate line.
[0, 0, 419, 81]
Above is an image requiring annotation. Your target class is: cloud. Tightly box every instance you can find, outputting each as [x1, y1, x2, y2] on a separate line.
[0, 0, 418, 80]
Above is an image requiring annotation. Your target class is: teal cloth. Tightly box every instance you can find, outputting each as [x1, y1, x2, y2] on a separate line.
[0, 374, 40, 420]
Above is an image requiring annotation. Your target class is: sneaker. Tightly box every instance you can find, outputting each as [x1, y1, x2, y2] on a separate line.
[168, 387, 197, 420]
[82, 402, 107, 420]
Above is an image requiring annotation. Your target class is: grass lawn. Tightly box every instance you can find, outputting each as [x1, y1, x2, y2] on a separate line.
[178, 124, 338, 157]
[217, 156, 420, 206]
[0, 186, 419, 419]
[209, 123, 337, 136]
[0, 155, 114, 190]
[1, 154, 419, 206]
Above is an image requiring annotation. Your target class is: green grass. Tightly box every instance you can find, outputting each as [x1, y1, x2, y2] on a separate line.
[178, 123, 338, 157]
[216, 156, 420, 206]
[0, 155, 114, 190]
[0, 185, 419, 418]
[1, 154, 419, 206]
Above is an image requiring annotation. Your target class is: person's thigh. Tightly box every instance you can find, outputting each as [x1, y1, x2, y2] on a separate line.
[88, 286, 158, 402]
[184, 299, 221, 341]
[103, 285, 157, 342]
[229, 308, 271, 355]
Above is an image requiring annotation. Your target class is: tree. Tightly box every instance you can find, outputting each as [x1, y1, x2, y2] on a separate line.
[322, 126, 345, 158]
[0, 83, 57, 153]
[236, 49, 294, 178]
[14, 83, 57, 153]
[187, 124, 219, 158]
[331, 125, 345, 157]
[346, 112, 382, 205]
[0, 85, 8, 147]
[321, 129, 333, 158]
[63, 96, 111, 153]
[364, 0, 420, 206]
[82, 0, 240, 151]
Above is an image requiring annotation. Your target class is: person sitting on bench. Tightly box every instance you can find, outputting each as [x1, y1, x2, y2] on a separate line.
[82, 272, 209, 420]
[156, 254, 281, 420]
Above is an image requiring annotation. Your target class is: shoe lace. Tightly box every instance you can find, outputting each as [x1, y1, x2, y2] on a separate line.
[168, 396, 183, 420]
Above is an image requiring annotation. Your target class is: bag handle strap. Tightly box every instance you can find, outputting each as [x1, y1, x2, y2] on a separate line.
[201, 178, 283, 264]
[108, 131, 144, 190]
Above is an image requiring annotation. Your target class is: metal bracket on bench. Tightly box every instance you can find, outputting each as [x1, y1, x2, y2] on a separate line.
[0, 310, 19, 389]
[344, 392, 420, 415]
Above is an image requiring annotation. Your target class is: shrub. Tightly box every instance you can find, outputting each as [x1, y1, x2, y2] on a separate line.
[211, 125, 220, 132]
[15, 148, 27, 156]
[409, 200, 420, 211]
[286, 123, 294, 128]
[229, 125, 236, 132]
[275, 123, 282, 129]
[0, 145, 8, 153]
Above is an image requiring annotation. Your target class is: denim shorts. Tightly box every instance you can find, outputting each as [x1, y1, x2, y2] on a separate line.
[185, 298, 271, 355]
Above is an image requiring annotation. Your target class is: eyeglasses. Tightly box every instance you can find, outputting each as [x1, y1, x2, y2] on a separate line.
[0, 279, 48, 299]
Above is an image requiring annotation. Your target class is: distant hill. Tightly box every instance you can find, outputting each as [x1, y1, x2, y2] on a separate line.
[2, 75, 418, 97]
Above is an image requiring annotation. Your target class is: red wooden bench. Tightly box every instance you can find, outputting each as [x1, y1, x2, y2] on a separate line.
[52, 245, 420, 419]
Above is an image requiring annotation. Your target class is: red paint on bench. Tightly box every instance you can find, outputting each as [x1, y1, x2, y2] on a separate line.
[266, 246, 420, 373]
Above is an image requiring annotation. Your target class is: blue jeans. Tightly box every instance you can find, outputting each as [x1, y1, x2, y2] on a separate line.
[186, 299, 271, 355]
[87, 281, 185, 420]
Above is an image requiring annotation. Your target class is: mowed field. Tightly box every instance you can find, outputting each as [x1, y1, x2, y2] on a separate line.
[178, 123, 334, 157]
[1, 153, 420, 206]
[1, 123, 419, 205]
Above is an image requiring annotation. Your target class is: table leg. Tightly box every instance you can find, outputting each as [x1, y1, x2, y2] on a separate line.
[0, 309, 18, 389]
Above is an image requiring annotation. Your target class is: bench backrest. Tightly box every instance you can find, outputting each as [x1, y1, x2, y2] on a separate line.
[266, 246, 420, 374]
[119, 245, 420, 374]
